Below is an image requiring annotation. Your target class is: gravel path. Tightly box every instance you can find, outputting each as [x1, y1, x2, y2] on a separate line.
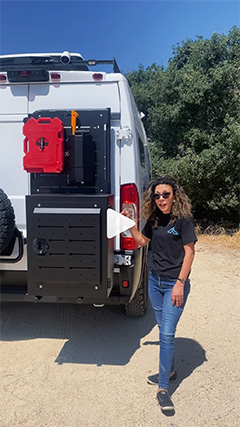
[0, 242, 239, 427]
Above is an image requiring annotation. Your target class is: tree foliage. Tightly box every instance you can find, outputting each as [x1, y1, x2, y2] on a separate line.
[126, 27, 240, 223]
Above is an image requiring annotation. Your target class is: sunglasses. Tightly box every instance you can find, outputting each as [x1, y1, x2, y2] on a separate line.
[152, 192, 171, 200]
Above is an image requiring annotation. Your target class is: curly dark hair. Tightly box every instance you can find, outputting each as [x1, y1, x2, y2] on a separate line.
[141, 175, 192, 225]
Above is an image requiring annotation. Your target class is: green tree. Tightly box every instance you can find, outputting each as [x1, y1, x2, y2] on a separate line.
[126, 26, 240, 223]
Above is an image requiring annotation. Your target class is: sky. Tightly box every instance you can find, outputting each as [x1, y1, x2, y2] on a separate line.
[0, 0, 239, 73]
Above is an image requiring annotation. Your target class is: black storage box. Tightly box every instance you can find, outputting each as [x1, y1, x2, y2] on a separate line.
[26, 194, 114, 298]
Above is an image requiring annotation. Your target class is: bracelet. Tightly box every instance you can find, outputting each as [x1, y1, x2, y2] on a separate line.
[177, 278, 186, 285]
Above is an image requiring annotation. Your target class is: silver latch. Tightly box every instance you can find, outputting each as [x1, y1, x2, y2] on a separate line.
[115, 128, 132, 142]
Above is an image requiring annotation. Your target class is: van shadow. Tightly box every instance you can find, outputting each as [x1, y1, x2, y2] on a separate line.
[1, 303, 207, 372]
[143, 337, 207, 394]
[0, 302, 156, 366]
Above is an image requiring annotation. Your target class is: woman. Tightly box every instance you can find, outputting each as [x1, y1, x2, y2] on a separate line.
[122, 176, 197, 411]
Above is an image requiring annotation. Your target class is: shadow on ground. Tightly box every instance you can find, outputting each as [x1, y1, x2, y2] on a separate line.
[0, 302, 206, 375]
[0, 302, 156, 366]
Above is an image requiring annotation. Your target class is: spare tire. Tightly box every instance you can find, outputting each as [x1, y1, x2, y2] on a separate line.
[0, 189, 15, 254]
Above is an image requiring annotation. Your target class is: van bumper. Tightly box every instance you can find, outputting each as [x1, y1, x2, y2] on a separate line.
[0, 248, 144, 304]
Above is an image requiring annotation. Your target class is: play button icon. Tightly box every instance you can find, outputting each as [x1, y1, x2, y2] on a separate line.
[107, 208, 135, 239]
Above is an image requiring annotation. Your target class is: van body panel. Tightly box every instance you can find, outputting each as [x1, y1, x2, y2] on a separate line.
[0, 117, 29, 233]
[28, 82, 120, 114]
[0, 249, 27, 271]
[0, 86, 28, 114]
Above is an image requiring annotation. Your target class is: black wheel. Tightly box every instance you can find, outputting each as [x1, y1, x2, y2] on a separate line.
[0, 189, 15, 254]
[124, 260, 149, 316]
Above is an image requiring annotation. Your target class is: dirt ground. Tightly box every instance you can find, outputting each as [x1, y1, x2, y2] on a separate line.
[0, 237, 239, 427]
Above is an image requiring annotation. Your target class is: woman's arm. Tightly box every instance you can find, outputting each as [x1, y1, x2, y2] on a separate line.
[171, 242, 195, 307]
[128, 225, 150, 247]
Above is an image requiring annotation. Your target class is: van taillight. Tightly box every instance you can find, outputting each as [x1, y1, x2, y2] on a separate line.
[50, 73, 61, 81]
[120, 183, 139, 250]
[0, 74, 7, 83]
[92, 73, 103, 81]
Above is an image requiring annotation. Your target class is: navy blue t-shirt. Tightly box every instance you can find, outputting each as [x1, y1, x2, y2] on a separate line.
[142, 213, 197, 278]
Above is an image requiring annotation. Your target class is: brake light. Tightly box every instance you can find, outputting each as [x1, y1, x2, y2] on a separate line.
[92, 73, 103, 81]
[120, 183, 139, 250]
[20, 71, 31, 78]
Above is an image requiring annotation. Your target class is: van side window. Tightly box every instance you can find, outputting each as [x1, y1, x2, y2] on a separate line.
[138, 137, 146, 171]
[138, 136, 149, 191]
[145, 144, 152, 181]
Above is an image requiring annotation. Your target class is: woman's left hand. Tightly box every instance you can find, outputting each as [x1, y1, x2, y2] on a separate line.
[171, 282, 184, 307]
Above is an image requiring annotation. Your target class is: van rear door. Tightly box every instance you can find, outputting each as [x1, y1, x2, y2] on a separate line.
[28, 81, 120, 113]
[0, 84, 29, 234]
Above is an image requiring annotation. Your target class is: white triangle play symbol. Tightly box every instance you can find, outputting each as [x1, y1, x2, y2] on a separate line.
[107, 208, 136, 239]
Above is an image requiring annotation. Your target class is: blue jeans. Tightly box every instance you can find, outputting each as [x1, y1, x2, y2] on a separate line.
[148, 271, 190, 389]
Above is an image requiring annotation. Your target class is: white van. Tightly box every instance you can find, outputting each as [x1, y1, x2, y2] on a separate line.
[0, 52, 151, 315]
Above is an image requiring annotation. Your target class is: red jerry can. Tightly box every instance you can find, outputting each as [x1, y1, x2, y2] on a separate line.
[23, 117, 64, 173]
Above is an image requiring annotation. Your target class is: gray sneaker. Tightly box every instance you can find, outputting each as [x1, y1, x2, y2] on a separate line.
[157, 390, 174, 411]
[147, 371, 177, 385]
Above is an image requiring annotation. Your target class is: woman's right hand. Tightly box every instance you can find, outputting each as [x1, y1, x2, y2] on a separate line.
[120, 212, 150, 247]
[120, 209, 131, 218]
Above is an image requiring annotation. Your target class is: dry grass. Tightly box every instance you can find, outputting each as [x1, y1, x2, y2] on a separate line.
[197, 230, 240, 250]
